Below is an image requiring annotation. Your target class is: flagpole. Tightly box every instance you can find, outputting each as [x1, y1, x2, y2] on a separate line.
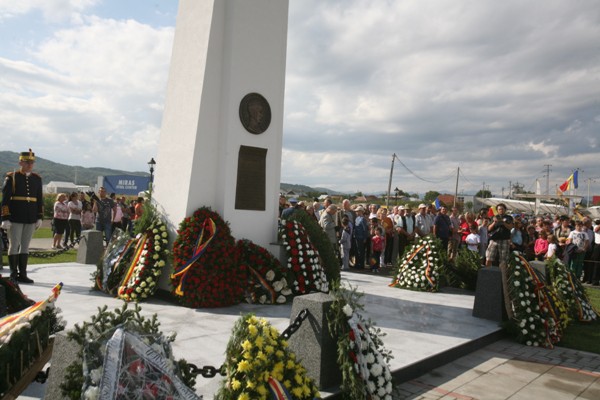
[453, 166, 459, 208]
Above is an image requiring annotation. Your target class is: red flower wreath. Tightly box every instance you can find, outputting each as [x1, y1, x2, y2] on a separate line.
[171, 207, 245, 308]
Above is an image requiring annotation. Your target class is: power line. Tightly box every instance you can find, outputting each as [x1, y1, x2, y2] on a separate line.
[393, 154, 455, 184]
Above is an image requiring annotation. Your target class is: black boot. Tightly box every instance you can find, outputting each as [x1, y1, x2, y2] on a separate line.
[17, 254, 34, 284]
[8, 254, 19, 281]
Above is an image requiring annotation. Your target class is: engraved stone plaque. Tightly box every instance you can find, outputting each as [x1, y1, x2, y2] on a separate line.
[239, 92, 271, 134]
[235, 145, 267, 210]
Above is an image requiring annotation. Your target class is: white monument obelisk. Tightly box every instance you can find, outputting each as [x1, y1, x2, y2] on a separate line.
[153, 0, 289, 259]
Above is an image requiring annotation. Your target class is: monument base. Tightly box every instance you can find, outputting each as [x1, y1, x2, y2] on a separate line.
[76, 230, 104, 265]
[472, 267, 508, 322]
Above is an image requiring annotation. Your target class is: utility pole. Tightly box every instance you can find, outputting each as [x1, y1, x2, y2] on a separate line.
[453, 166, 459, 208]
[544, 164, 552, 195]
[386, 153, 396, 209]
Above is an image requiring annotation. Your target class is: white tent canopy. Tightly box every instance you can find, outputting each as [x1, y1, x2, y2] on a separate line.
[475, 197, 571, 216]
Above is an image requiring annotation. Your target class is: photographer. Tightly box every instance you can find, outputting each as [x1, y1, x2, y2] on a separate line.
[485, 203, 514, 318]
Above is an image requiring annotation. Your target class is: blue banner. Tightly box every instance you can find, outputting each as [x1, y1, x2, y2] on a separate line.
[103, 175, 150, 196]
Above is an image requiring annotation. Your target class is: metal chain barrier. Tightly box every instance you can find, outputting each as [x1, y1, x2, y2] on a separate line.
[185, 308, 311, 379]
[29, 233, 83, 259]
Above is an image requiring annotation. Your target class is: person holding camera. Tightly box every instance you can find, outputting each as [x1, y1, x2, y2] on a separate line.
[485, 203, 514, 318]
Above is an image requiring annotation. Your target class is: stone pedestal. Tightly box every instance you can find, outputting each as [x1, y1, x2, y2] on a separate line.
[472, 267, 507, 322]
[76, 230, 104, 265]
[44, 331, 80, 400]
[287, 292, 341, 390]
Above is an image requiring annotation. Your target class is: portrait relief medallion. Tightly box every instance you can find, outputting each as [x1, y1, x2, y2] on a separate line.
[239, 92, 271, 134]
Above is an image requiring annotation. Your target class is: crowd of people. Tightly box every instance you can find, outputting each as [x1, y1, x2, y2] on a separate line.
[51, 189, 145, 248]
[278, 196, 600, 285]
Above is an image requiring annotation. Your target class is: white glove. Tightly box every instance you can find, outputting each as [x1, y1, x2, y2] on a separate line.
[35, 219, 43, 230]
[1, 220, 10, 230]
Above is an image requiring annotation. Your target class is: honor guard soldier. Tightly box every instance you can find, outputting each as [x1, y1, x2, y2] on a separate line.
[1, 149, 44, 283]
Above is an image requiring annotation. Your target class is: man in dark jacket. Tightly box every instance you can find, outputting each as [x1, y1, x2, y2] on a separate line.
[1, 149, 43, 283]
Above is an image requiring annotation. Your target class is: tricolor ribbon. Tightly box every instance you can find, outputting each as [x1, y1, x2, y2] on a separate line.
[117, 234, 148, 297]
[171, 218, 217, 296]
[0, 282, 62, 337]
[248, 266, 277, 304]
[267, 377, 294, 400]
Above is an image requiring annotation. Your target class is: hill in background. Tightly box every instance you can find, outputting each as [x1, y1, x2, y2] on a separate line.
[0, 151, 338, 194]
[0, 151, 147, 186]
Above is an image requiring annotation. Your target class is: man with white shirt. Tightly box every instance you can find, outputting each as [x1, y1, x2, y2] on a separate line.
[396, 204, 416, 257]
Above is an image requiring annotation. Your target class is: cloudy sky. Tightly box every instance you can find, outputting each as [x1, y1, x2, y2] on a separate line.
[1, 1, 599, 200]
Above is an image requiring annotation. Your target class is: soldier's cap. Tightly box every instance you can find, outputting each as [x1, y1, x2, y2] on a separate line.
[288, 198, 298, 204]
[19, 149, 35, 162]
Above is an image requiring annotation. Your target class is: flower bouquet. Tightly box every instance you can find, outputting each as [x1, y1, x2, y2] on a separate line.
[93, 228, 136, 294]
[279, 219, 329, 295]
[546, 257, 599, 322]
[61, 303, 197, 400]
[117, 218, 170, 302]
[390, 236, 441, 292]
[236, 239, 294, 305]
[171, 207, 245, 308]
[215, 314, 320, 400]
[328, 284, 394, 399]
[507, 252, 561, 347]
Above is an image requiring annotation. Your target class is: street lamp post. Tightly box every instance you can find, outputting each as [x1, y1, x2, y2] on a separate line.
[148, 158, 156, 202]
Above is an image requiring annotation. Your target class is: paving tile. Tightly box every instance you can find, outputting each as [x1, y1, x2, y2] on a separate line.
[451, 373, 528, 399]
[576, 379, 600, 400]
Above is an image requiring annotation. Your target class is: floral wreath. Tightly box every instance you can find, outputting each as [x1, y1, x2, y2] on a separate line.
[216, 313, 320, 400]
[117, 218, 170, 302]
[507, 252, 561, 348]
[546, 257, 599, 322]
[171, 207, 245, 308]
[236, 239, 293, 305]
[327, 284, 394, 399]
[390, 236, 441, 292]
[61, 303, 197, 400]
[279, 219, 329, 295]
[0, 282, 64, 396]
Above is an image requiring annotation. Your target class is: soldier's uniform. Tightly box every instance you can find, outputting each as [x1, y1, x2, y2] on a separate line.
[1, 150, 43, 283]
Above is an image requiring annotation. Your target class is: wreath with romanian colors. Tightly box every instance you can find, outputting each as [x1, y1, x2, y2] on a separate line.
[171, 207, 245, 308]
[117, 219, 170, 302]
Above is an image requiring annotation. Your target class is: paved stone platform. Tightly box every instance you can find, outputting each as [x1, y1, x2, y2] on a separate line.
[11, 259, 598, 399]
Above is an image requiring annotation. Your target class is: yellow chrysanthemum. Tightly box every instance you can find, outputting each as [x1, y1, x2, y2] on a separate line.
[237, 359, 251, 372]
[257, 351, 268, 362]
[231, 379, 242, 390]
[283, 379, 292, 389]
[257, 384, 268, 396]
[259, 317, 268, 326]
[243, 351, 252, 359]
[292, 387, 304, 397]
[294, 373, 303, 384]
[255, 335, 264, 348]
[239, 392, 250, 400]
[272, 361, 284, 375]
[286, 360, 296, 369]
[242, 339, 253, 351]
[248, 324, 258, 337]
[281, 339, 289, 348]
[270, 326, 279, 338]
[302, 385, 311, 396]
[247, 315, 259, 325]
[265, 345, 274, 354]
[275, 350, 285, 359]
[246, 380, 255, 389]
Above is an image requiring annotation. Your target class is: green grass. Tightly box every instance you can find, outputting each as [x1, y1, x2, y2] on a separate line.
[557, 286, 600, 354]
[32, 227, 53, 239]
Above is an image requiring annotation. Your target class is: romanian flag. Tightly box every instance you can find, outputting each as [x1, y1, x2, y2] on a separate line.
[559, 170, 578, 192]
[487, 206, 497, 217]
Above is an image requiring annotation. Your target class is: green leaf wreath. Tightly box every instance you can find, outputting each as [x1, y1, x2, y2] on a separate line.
[61, 303, 196, 399]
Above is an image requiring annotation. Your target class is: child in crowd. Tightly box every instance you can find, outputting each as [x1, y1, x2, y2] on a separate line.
[371, 226, 385, 273]
[465, 224, 480, 252]
[340, 217, 352, 271]
[534, 231, 549, 261]
[545, 234, 558, 259]
[81, 203, 95, 230]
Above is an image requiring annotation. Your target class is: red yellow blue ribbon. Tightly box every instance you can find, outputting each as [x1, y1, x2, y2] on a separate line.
[171, 218, 217, 296]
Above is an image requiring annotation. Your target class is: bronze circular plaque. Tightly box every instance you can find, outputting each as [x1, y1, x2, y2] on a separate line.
[239, 92, 271, 134]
